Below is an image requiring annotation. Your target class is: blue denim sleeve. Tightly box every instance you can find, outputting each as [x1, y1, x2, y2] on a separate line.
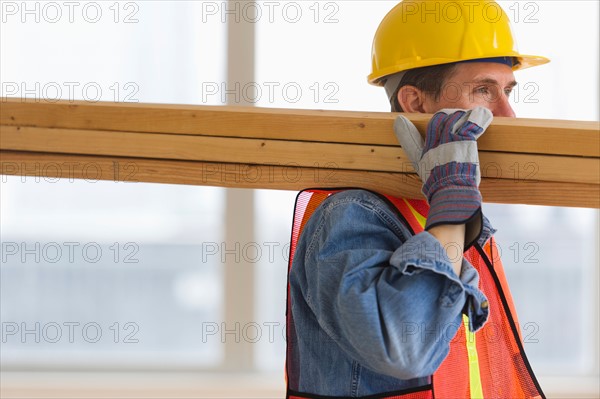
[296, 190, 489, 380]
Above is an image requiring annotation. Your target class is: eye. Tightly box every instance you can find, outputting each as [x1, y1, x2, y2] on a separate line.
[504, 88, 514, 97]
[475, 86, 490, 95]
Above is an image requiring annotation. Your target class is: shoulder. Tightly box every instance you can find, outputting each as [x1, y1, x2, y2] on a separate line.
[304, 189, 411, 241]
[319, 189, 396, 213]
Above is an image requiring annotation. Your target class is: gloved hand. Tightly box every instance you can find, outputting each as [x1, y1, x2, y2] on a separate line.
[394, 107, 493, 248]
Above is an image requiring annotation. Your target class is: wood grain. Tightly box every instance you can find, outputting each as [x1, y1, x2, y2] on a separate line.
[1, 99, 598, 208]
[1, 99, 598, 156]
[1, 151, 598, 208]
[1, 125, 597, 185]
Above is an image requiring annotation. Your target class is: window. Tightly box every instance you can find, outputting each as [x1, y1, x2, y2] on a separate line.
[1, 1, 598, 397]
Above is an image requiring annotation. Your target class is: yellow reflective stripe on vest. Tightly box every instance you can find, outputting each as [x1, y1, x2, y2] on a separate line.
[463, 315, 484, 398]
[403, 199, 427, 228]
[406, 199, 484, 398]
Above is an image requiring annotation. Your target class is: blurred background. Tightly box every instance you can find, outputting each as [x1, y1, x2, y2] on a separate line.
[1, 1, 598, 397]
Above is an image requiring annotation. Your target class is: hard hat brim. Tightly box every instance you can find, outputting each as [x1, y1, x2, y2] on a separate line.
[368, 54, 551, 86]
[514, 54, 551, 71]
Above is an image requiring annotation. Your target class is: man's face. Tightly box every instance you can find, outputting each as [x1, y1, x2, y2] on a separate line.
[422, 62, 517, 117]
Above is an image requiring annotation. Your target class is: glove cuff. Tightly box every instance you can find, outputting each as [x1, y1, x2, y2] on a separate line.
[425, 186, 483, 249]
[422, 162, 479, 200]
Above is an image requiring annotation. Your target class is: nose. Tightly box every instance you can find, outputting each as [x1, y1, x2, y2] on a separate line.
[492, 94, 516, 117]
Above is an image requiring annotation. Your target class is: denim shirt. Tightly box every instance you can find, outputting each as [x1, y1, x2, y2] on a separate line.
[288, 189, 492, 397]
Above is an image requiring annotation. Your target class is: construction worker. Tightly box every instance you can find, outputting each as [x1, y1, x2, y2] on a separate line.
[286, 1, 549, 398]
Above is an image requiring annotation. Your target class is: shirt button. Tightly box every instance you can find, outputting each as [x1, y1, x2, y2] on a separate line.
[481, 301, 489, 309]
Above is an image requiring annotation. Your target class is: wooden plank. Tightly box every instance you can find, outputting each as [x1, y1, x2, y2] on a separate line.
[1, 125, 598, 185]
[1, 151, 598, 208]
[1, 98, 599, 157]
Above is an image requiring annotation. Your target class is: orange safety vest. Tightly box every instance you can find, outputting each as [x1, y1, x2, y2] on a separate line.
[286, 188, 545, 399]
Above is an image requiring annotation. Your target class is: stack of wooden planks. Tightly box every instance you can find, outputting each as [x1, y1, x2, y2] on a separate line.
[1, 98, 598, 208]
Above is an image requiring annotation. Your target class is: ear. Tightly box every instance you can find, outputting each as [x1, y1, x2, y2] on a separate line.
[397, 85, 427, 113]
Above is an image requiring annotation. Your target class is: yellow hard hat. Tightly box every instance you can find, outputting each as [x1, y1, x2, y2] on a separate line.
[368, 0, 549, 85]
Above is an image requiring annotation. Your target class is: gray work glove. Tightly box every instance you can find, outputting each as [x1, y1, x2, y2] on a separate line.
[394, 107, 493, 248]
